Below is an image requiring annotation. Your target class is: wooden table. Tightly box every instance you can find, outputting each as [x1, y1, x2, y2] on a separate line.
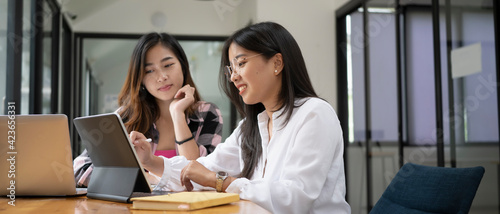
[0, 196, 271, 213]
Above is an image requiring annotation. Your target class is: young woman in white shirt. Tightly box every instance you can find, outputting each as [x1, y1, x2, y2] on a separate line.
[130, 22, 351, 214]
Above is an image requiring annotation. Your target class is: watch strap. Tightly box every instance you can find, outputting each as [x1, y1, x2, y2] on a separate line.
[216, 171, 228, 192]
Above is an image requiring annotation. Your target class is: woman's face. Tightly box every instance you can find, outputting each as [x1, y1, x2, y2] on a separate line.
[142, 43, 184, 104]
[227, 43, 282, 108]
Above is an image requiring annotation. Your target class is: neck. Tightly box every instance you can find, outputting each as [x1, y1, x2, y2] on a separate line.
[263, 99, 282, 120]
[156, 99, 173, 121]
[265, 109, 274, 121]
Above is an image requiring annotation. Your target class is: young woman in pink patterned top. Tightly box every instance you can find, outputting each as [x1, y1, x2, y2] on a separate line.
[73, 33, 223, 187]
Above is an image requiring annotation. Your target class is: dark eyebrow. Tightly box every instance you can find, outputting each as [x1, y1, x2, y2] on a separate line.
[234, 54, 248, 60]
[144, 56, 174, 66]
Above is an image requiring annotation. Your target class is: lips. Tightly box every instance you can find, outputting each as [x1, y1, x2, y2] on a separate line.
[236, 84, 247, 95]
[158, 84, 172, 91]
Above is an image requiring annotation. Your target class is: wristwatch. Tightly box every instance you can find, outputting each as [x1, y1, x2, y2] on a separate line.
[215, 171, 228, 192]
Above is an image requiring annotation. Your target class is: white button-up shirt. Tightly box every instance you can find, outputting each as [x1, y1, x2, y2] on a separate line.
[156, 97, 351, 213]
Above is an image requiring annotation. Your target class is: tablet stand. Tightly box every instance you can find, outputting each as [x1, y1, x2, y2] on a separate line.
[86, 166, 150, 203]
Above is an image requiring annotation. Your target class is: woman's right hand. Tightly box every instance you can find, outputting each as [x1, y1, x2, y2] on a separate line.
[180, 160, 216, 191]
[130, 131, 165, 177]
[129, 131, 154, 168]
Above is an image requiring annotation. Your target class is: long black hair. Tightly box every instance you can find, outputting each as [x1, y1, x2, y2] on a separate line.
[219, 22, 318, 179]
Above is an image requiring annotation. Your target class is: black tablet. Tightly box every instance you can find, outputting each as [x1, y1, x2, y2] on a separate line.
[73, 113, 153, 203]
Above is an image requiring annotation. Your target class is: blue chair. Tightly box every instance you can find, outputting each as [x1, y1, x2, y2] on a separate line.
[370, 163, 485, 214]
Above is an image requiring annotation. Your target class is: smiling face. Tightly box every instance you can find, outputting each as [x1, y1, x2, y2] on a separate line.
[227, 42, 283, 109]
[142, 43, 184, 104]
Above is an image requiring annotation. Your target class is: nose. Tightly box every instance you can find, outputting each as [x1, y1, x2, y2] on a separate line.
[230, 71, 239, 82]
[158, 70, 168, 82]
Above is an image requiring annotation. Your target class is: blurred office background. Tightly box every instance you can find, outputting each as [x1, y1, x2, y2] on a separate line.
[1, 0, 498, 213]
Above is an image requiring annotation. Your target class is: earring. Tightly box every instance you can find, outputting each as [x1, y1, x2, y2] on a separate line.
[275, 70, 278, 73]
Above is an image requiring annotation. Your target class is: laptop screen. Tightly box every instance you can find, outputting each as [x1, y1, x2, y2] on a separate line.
[0, 114, 81, 196]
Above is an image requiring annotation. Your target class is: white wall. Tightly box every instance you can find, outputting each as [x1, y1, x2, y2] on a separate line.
[255, 0, 342, 108]
[67, 0, 244, 36]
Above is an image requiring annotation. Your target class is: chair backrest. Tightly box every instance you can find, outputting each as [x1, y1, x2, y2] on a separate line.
[370, 163, 485, 214]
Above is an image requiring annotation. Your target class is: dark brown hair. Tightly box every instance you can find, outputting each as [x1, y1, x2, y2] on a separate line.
[219, 22, 318, 179]
[118, 32, 201, 136]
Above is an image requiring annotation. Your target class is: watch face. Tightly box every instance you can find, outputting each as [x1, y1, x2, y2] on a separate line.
[217, 171, 228, 178]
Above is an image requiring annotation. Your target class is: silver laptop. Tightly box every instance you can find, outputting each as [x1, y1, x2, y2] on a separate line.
[73, 113, 169, 203]
[0, 114, 87, 196]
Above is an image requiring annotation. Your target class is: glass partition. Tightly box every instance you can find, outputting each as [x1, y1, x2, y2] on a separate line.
[366, 0, 399, 144]
[404, 3, 437, 146]
[439, 0, 499, 212]
[21, 0, 31, 114]
[338, 0, 499, 213]
[343, 5, 367, 214]
[349, 10, 366, 143]
[42, 0, 53, 113]
[441, 1, 498, 144]
[0, 0, 7, 113]
[366, 0, 400, 209]
[178, 41, 231, 139]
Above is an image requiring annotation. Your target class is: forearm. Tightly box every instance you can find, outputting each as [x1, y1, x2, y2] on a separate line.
[142, 155, 165, 177]
[222, 176, 236, 192]
[172, 112, 199, 160]
[177, 139, 199, 160]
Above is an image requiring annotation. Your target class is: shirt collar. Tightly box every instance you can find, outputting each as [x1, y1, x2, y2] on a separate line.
[257, 98, 310, 127]
[257, 104, 287, 129]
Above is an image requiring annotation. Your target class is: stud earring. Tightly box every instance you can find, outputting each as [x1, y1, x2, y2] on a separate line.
[275, 70, 278, 73]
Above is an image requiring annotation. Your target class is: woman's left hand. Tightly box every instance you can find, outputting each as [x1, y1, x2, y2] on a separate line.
[170, 84, 196, 117]
[180, 160, 215, 191]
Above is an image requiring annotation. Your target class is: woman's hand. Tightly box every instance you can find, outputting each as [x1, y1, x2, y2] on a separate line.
[129, 131, 154, 168]
[180, 160, 216, 191]
[170, 84, 196, 119]
[129, 131, 164, 177]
